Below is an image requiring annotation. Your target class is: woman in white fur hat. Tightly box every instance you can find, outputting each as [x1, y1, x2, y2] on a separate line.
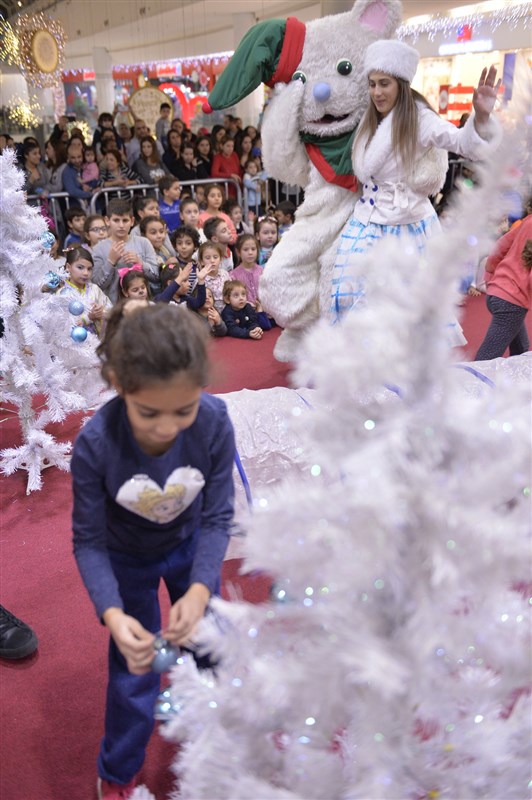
[331, 38, 501, 339]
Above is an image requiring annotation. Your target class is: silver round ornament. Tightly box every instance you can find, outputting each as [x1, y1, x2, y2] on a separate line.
[68, 299, 85, 316]
[151, 637, 182, 674]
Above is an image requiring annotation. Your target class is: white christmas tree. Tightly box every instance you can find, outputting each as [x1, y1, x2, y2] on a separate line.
[0, 149, 109, 492]
[137, 79, 531, 799]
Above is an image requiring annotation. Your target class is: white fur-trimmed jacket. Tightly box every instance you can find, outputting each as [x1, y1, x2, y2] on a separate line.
[352, 105, 500, 226]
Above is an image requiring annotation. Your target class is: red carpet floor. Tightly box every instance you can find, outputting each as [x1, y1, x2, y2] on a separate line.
[1, 307, 530, 800]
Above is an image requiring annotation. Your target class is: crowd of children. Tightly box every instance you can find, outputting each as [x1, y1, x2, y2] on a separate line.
[37, 174, 297, 342]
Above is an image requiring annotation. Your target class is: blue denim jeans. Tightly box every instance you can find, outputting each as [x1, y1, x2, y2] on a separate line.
[98, 533, 218, 784]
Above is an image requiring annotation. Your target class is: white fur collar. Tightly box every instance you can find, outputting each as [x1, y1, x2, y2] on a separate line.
[352, 110, 395, 183]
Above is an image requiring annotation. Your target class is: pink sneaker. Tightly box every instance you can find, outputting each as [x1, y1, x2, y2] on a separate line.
[97, 777, 137, 799]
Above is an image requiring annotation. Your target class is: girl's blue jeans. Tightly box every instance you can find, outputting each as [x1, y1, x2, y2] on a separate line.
[98, 533, 219, 785]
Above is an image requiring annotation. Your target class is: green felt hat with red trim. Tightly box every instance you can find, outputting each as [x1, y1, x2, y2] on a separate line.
[202, 17, 306, 114]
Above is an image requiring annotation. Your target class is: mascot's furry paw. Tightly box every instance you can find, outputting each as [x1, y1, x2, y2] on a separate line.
[274, 328, 305, 363]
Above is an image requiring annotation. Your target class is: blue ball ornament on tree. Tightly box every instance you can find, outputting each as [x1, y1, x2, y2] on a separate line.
[151, 637, 182, 674]
[70, 325, 88, 343]
[41, 230, 56, 250]
[45, 271, 62, 290]
[68, 299, 85, 316]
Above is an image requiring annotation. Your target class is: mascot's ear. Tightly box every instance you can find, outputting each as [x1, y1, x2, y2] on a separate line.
[352, 0, 403, 37]
[203, 17, 306, 114]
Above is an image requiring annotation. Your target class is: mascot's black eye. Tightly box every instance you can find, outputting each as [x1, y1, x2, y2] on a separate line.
[291, 70, 307, 83]
[336, 59, 352, 76]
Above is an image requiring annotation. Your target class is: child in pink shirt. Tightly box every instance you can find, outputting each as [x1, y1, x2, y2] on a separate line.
[198, 184, 237, 244]
[231, 234, 263, 307]
[475, 214, 532, 360]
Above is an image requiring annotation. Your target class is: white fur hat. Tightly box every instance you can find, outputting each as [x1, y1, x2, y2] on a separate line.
[364, 39, 419, 83]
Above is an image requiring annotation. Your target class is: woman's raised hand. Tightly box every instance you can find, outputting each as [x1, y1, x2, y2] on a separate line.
[473, 66, 501, 124]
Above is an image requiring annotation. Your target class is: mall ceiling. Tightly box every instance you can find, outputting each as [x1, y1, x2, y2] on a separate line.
[1, 0, 482, 25]
[0, 0, 491, 65]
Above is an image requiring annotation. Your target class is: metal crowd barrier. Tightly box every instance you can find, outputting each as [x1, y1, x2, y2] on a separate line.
[28, 176, 305, 231]
[89, 177, 242, 215]
[243, 178, 304, 216]
[26, 191, 72, 234]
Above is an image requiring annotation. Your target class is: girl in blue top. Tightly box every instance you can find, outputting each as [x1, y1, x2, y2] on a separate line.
[71, 303, 235, 799]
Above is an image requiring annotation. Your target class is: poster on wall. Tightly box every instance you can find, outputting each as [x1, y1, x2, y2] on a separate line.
[127, 86, 174, 135]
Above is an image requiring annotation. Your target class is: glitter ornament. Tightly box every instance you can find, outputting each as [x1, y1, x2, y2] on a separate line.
[70, 326, 88, 343]
[41, 230, 56, 250]
[15, 12, 66, 89]
[7, 94, 42, 130]
[151, 637, 182, 674]
[0, 18, 19, 65]
[68, 300, 85, 316]
[45, 271, 61, 290]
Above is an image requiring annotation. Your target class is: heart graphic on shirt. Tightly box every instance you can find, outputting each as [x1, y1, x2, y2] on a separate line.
[115, 467, 205, 524]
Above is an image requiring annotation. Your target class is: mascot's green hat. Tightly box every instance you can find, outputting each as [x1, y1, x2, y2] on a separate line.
[202, 17, 306, 113]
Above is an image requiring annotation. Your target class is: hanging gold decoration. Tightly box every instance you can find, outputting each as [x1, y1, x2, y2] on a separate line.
[7, 94, 42, 129]
[67, 119, 93, 146]
[15, 12, 67, 88]
[0, 18, 19, 65]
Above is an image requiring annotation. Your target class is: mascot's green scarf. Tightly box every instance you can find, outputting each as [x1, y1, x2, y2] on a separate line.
[300, 128, 358, 192]
[203, 17, 358, 193]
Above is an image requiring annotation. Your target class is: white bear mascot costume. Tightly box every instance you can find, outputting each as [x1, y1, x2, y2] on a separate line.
[204, 0, 445, 361]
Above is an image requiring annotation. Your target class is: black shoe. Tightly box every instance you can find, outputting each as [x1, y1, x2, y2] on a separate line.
[0, 605, 38, 659]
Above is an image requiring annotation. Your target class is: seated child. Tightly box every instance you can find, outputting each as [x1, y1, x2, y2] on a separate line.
[231, 234, 262, 307]
[179, 197, 207, 243]
[255, 216, 279, 267]
[221, 279, 271, 340]
[82, 146, 100, 189]
[117, 264, 151, 302]
[189, 285, 227, 337]
[203, 216, 234, 271]
[139, 215, 176, 270]
[170, 225, 201, 291]
[64, 206, 87, 249]
[158, 175, 182, 233]
[198, 184, 237, 244]
[274, 200, 296, 238]
[198, 241, 230, 313]
[155, 262, 210, 313]
[57, 245, 111, 338]
[222, 199, 254, 236]
[82, 214, 108, 251]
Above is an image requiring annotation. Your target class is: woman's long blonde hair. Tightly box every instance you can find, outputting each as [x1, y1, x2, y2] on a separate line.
[356, 78, 435, 175]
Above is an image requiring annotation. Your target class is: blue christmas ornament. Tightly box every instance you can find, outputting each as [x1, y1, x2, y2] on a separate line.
[151, 637, 182, 674]
[70, 326, 88, 343]
[68, 299, 85, 316]
[41, 230, 56, 250]
[45, 271, 61, 290]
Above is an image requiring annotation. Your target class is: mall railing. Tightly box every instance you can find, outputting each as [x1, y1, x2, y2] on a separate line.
[89, 177, 243, 215]
[28, 175, 306, 232]
[26, 191, 72, 234]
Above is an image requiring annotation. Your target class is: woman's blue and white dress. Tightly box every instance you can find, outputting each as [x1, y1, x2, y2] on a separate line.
[330, 104, 499, 346]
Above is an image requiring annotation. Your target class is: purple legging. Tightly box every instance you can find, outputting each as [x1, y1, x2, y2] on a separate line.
[475, 295, 529, 361]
